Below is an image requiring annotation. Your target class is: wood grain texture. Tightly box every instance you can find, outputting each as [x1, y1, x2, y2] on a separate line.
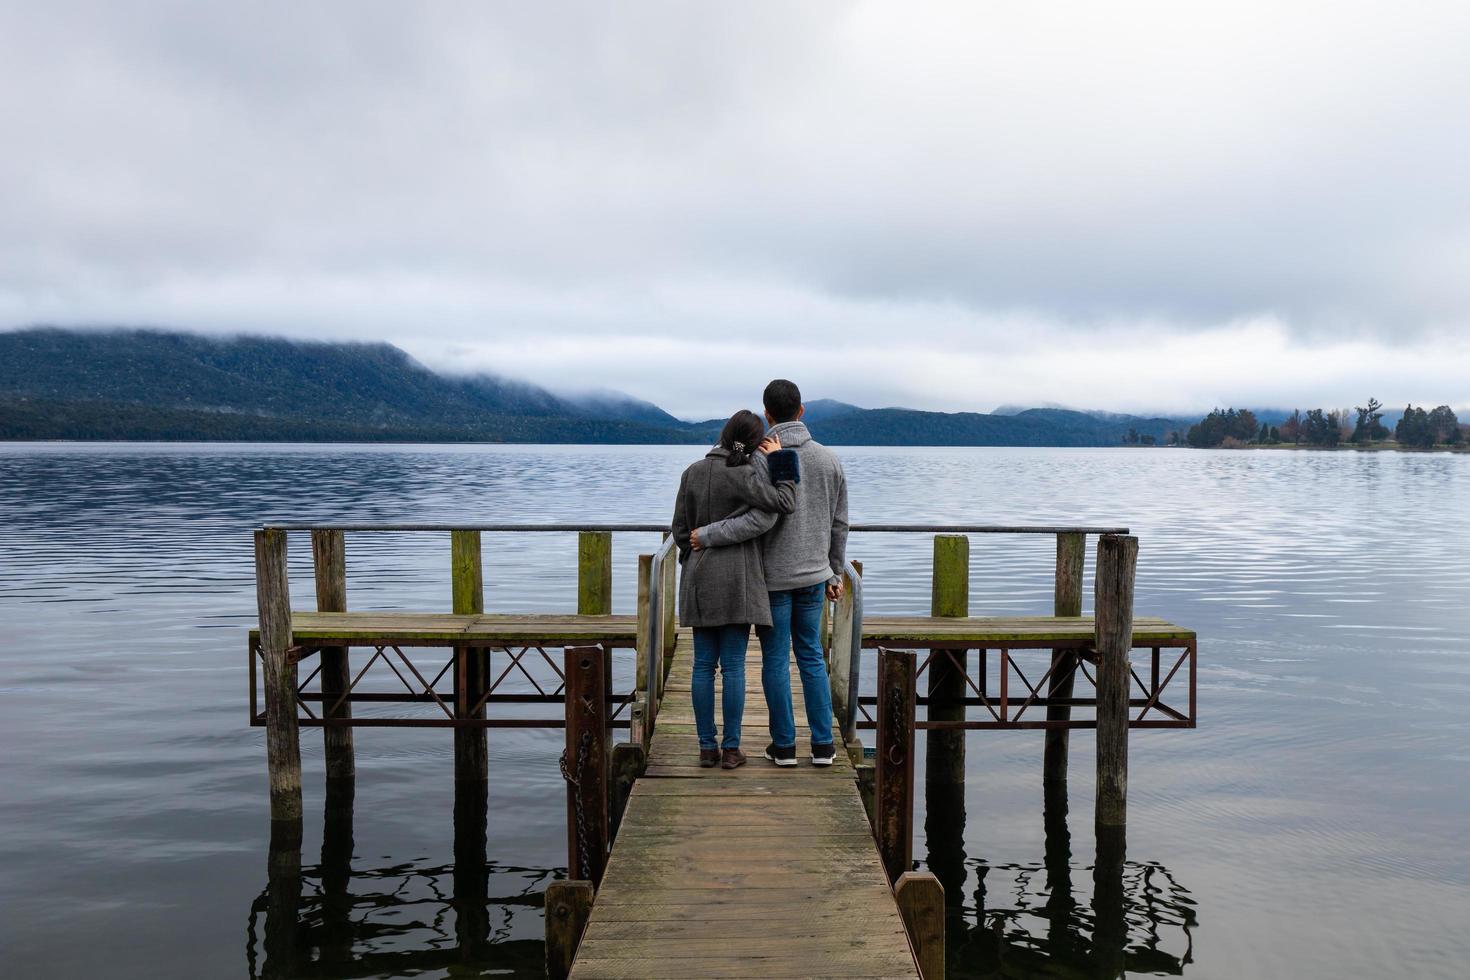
[569, 633, 920, 979]
[894, 872, 945, 980]
[1094, 535, 1138, 828]
[578, 531, 613, 616]
[546, 880, 595, 980]
[255, 528, 301, 826]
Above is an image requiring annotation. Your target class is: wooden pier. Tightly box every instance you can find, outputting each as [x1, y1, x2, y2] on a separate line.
[566, 631, 921, 979]
[248, 523, 1197, 979]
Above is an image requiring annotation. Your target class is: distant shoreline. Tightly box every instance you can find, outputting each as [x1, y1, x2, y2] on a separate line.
[4, 437, 1469, 454]
[1200, 441, 1469, 454]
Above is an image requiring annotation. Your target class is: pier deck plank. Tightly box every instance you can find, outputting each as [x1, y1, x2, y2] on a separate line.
[570, 631, 921, 980]
[254, 611, 1193, 648]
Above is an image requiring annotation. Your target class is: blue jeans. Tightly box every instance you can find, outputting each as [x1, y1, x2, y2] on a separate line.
[757, 583, 834, 749]
[691, 624, 749, 751]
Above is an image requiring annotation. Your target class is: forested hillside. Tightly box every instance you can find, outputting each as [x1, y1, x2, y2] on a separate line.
[0, 328, 1193, 445]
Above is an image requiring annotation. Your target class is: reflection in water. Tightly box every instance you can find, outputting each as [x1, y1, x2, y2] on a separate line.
[927, 783, 1197, 979]
[247, 781, 552, 979]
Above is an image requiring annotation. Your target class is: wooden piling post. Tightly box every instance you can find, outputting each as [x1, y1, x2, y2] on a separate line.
[311, 529, 354, 781]
[545, 880, 595, 980]
[1094, 534, 1138, 828]
[564, 645, 610, 887]
[635, 553, 652, 697]
[856, 762, 877, 828]
[1044, 531, 1086, 784]
[578, 531, 612, 616]
[451, 530, 488, 783]
[255, 528, 302, 829]
[609, 742, 645, 841]
[894, 871, 946, 980]
[829, 565, 857, 741]
[927, 535, 968, 786]
[876, 648, 917, 884]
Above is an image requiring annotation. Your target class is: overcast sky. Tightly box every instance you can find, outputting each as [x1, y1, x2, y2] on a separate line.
[3, 1, 1469, 418]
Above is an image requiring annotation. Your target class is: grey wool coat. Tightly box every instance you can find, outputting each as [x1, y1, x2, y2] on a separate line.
[671, 448, 796, 627]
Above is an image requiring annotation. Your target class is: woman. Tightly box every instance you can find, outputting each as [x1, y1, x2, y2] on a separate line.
[670, 410, 796, 769]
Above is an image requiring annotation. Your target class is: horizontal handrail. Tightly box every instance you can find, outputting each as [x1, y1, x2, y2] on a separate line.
[261, 522, 1129, 534]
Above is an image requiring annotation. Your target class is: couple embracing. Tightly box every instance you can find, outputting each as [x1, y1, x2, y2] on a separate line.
[670, 379, 849, 770]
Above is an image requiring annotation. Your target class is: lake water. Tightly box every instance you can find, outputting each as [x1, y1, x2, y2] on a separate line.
[1, 443, 1467, 979]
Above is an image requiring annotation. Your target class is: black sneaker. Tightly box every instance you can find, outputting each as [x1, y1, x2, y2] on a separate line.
[763, 743, 798, 767]
[811, 743, 837, 767]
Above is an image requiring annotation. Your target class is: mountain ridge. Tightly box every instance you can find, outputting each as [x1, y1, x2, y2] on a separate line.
[0, 327, 1193, 445]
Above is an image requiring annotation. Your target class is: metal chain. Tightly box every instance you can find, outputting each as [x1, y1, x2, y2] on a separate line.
[558, 729, 595, 880]
[885, 676, 907, 765]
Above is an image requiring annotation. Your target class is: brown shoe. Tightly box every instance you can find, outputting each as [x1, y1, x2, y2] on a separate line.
[720, 748, 748, 770]
[699, 749, 720, 768]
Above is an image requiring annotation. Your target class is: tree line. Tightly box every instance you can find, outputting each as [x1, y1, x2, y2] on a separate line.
[1179, 399, 1465, 449]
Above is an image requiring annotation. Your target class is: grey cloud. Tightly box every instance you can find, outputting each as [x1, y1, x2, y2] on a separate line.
[2, 1, 1469, 415]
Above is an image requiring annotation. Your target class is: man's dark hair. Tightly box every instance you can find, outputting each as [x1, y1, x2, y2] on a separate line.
[763, 379, 802, 423]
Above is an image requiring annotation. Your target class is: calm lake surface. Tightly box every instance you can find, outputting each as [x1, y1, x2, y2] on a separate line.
[1, 443, 1468, 979]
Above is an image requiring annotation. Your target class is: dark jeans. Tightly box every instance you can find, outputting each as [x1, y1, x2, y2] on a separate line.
[691, 623, 749, 751]
[757, 582, 834, 749]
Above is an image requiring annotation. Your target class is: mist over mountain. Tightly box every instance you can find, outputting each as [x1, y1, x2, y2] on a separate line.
[0, 328, 1194, 445]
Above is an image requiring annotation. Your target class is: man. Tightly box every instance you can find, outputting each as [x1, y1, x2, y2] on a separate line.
[691, 379, 849, 766]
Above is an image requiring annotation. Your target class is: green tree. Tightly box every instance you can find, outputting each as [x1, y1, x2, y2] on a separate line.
[1280, 409, 1302, 445]
[1395, 405, 1435, 448]
[1352, 397, 1389, 443]
[1302, 409, 1340, 446]
[1427, 405, 1460, 444]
